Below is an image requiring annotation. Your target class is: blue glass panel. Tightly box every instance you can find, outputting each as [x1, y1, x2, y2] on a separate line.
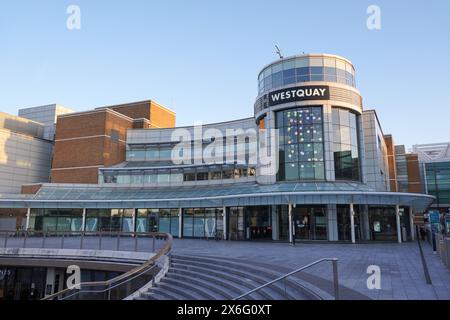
[296, 67, 310, 75]
[297, 75, 310, 82]
[324, 67, 336, 75]
[324, 75, 337, 82]
[283, 76, 296, 85]
[283, 69, 295, 77]
[310, 67, 324, 75]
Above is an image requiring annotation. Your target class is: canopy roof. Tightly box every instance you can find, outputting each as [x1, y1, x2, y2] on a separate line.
[0, 182, 435, 212]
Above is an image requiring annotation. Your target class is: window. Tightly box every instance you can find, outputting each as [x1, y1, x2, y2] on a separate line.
[332, 108, 360, 181]
[259, 57, 356, 93]
[276, 106, 325, 181]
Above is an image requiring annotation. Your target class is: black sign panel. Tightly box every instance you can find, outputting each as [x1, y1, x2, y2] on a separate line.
[268, 85, 330, 106]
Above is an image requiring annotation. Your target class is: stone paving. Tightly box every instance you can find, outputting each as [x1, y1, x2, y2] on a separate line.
[171, 239, 450, 300]
[3, 233, 450, 300]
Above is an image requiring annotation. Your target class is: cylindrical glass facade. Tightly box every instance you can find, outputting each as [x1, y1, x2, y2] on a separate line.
[332, 107, 360, 181]
[276, 106, 325, 181]
[258, 55, 356, 94]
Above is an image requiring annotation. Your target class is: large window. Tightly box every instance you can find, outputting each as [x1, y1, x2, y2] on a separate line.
[276, 106, 325, 181]
[332, 108, 360, 181]
[258, 56, 356, 94]
[136, 208, 179, 237]
[29, 209, 83, 232]
[425, 162, 450, 205]
[182, 208, 223, 238]
[85, 209, 134, 232]
[101, 164, 256, 185]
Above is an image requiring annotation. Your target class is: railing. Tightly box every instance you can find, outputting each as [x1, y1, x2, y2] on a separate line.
[0, 229, 173, 300]
[0, 230, 165, 252]
[435, 233, 450, 270]
[233, 258, 339, 300]
[40, 232, 173, 300]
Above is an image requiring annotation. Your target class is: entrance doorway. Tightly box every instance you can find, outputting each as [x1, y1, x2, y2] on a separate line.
[244, 206, 272, 240]
[228, 207, 244, 240]
[292, 206, 327, 240]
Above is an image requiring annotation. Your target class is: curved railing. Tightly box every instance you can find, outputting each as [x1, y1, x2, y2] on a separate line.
[233, 258, 339, 300]
[37, 231, 173, 300]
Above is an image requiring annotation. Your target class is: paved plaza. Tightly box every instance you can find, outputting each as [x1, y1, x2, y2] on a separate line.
[3, 233, 450, 300]
[172, 239, 450, 300]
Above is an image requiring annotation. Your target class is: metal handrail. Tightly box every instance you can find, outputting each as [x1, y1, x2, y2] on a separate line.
[233, 258, 339, 300]
[60, 263, 159, 300]
[41, 232, 173, 300]
[1, 229, 165, 252]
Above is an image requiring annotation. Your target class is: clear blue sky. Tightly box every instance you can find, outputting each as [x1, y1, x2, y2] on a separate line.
[1, 0, 449, 148]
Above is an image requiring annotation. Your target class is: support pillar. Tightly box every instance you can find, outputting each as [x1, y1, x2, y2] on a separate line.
[81, 208, 86, 232]
[271, 205, 279, 241]
[396, 205, 402, 244]
[223, 206, 227, 240]
[360, 205, 370, 241]
[409, 207, 415, 241]
[350, 203, 356, 244]
[131, 209, 136, 233]
[178, 208, 183, 238]
[25, 208, 31, 230]
[327, 204, 338, 241]
[288, 203, 293, 243]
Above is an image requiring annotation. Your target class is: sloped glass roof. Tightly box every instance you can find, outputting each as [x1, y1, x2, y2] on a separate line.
[0, 182, 434, 212]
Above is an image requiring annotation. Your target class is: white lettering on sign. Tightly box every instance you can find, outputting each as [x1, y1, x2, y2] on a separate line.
[269, 86, 328, 105]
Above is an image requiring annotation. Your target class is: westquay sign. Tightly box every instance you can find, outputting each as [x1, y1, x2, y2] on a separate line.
[268, 85, 330, 106]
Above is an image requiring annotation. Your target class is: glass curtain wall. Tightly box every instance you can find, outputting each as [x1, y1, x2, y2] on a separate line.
[244, 206, 272, 240]
[182, 208, 223, 238]
[136, 209, 179, 237]
[332, 108, 360, 181]
[29, 209, 83, 232]
[337, 205, 361, 241]
[368, 206, 403, 241]
[280, 205, 327, 240]
[425, 162, 450, 206]
[85, 209, 134, 232]
[258, 56, 356, 94]
[276, 106, 325, 181]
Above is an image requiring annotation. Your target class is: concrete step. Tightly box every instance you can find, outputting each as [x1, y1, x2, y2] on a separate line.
[156, 281, 204, 300]
[168, 272, 260, 300]
[161, 276, 227, 300]
[170, 263, 282, 300]
[168, 267, 274, 299]
[171, 256, 307, 299]
[137, 254, 315, 300]
[139, 290, 181, 300]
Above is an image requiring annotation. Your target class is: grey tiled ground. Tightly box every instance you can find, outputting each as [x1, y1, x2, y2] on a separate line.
[172, 239, 450, 300]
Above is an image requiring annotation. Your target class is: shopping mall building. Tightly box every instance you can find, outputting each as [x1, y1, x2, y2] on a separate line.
[0, 53, 436, 243]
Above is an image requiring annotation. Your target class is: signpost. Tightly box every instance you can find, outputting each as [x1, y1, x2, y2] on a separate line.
[429, 211, 441, 252]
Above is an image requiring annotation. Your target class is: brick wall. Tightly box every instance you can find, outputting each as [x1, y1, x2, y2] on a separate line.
[51, 101, 176, 184]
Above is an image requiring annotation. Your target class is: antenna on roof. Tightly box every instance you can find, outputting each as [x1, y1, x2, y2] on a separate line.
[275, 45, 284, 59]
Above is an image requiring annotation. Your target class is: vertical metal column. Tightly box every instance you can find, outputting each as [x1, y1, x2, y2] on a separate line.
[409, 207, 415, 241]
[396, 205, 402, 244]
[223, 206, 227, 240]
[288, 203, 293, 243]
[81, 208, 86, 232]
[350, 203, 356, 244]
[25, 208, 31, 230]
[178, 208, 183, 238]
[132, 208, 136, 234]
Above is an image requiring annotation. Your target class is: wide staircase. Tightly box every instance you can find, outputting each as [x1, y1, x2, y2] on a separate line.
[136, 254, 320, 300]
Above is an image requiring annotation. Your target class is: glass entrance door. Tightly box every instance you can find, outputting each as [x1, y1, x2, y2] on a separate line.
[228, 207, 244, 240]
[292, 206, 327, 240]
